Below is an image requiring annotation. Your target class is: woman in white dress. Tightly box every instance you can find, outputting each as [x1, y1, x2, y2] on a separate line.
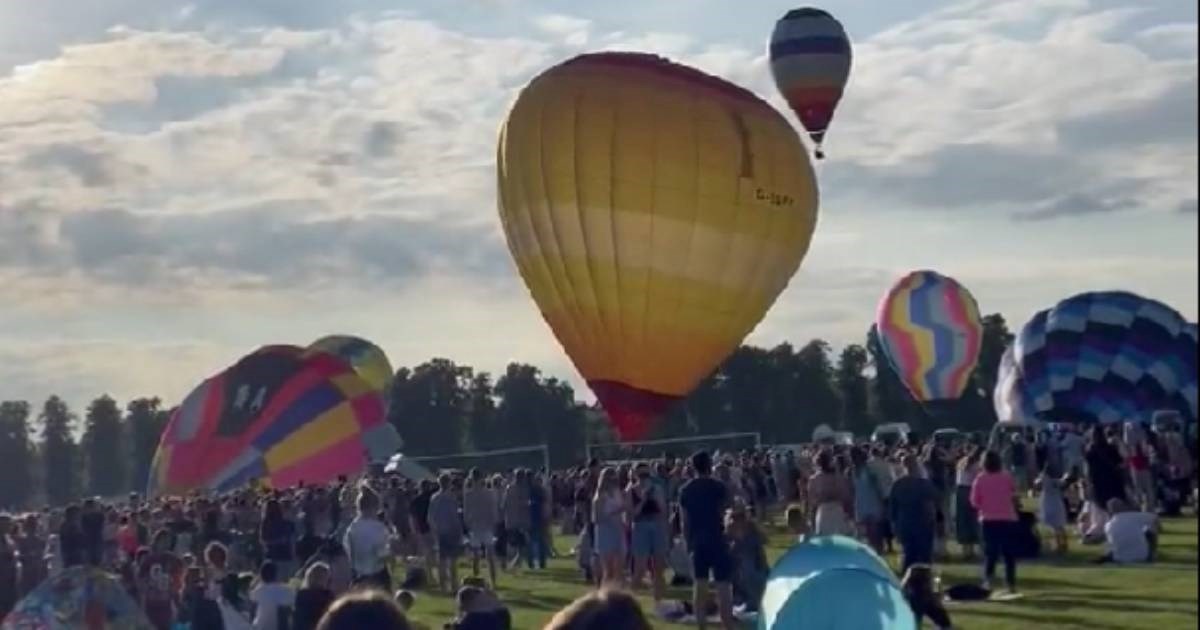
[807, 450, 853, 536]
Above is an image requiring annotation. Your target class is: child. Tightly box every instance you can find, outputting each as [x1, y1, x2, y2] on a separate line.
[901, 565, 954, 630]
[1035, 465, 1068, 555]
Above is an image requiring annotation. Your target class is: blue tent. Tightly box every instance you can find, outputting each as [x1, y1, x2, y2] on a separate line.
[759, 535, 916, 630]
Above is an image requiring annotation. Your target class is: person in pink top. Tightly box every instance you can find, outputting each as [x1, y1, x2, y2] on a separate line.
[970, 451, 1019, 594]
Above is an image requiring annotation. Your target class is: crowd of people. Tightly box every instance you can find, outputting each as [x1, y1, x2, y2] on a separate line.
[0, 418, 1192, 630]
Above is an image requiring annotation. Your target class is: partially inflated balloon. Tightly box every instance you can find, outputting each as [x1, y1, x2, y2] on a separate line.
[1012, 291, 1197, 425]
[769, 7, 853, 158]
[306, 335, 394, 395]
[148, 345, 398, 496]
[995, 346, 1038, 425]
[498, 52, 819, 440]
[876, 270, 983, 402]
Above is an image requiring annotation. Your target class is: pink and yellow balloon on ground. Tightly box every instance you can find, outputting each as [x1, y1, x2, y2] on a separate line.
[876, 270, 983, 402]
[148, 341, 400, 497]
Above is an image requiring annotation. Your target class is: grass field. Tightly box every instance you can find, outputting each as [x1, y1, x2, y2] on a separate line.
[400, 516, 1198, 629]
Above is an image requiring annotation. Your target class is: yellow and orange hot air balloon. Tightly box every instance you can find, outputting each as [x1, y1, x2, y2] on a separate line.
[497, 52, 820, 440]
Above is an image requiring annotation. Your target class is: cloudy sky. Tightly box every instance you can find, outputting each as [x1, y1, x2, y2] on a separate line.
[1, 0, 1196, 413]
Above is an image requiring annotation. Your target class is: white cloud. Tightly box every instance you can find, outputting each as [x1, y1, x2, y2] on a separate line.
[0, 0, 1195, 412]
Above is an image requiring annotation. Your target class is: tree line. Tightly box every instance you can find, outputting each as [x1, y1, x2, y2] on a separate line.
[0, 315, 1014, 509]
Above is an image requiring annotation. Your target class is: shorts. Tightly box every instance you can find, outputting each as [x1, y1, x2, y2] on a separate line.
[690, 541, 732, 583]
[631, 520, 667, 558]
[437, 532, 463, 559]
[469, 529, 495, 550]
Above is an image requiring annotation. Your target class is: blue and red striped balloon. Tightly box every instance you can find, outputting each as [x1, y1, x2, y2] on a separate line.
[769, 7, 853, 158]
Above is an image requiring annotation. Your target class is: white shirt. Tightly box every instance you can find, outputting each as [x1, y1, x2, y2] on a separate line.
[251, 583, 295, 630]
[343, 515, 391, 576]
[1105, 511, 1157, 563]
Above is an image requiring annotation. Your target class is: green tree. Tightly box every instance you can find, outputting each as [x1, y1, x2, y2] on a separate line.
[40, 396, 79, 505]
[83, 395, 125, 497]
[0, 401, 35, 509]
[464, 373, 497, 451]
[493, 363, 587, 468]
[388, 360, 471, 456]
[835, 344, 872, 436]
[126, 397, 169, 494]
[866, 325, 919, 429]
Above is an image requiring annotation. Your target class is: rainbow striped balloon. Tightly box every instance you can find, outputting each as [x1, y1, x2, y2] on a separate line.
[876, 270, 983, 402]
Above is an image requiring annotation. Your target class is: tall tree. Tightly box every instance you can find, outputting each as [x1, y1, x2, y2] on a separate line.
[40, 396, 79, 505]
[83, 395, 125, 497]
[835, 344, 872, 435]
[793, 340, 842, 441]
[464, 373, 497, 451]
[388, 360, 471, 456]
[866, 325, 914, 425]
[0, 401, 34, 509]
[126, 398, 168, 494]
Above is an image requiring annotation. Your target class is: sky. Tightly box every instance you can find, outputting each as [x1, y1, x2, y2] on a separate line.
[1, 0, 1197, 414]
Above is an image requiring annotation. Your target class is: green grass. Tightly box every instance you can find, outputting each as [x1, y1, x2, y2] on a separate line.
[399, 517, 1198, 629]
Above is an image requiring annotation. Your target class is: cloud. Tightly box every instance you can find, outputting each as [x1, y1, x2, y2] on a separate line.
[819, 0, 1197, 219]
[1, 0, 1196, 411]
[1013, 193, 1137, 221]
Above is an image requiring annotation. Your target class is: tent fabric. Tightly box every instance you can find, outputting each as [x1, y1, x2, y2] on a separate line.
[767, 568, 916, 630]
[3, 566, 153, 630]
[759, 535, 916, 630]
[383, 453, 435, 481]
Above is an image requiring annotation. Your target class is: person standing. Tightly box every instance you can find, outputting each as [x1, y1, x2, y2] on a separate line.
[463, 469, 499, 588]
[343, 488, 392, 591]
[971, 451, 1020, 594]
[428, 474, 464, 594]
[851, 447, 886, 553]
[628, 463, 667, 602]
[807, 450, 853, 537]
[954, 449, 982, 560]
[678, 451, 734, 630]
[591, 468, 628, 588]
[889, 455, 938, 573]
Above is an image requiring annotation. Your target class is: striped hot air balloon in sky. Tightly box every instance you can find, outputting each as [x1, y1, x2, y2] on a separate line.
[876, 270, 984, 402]
[769, 7, 853, 158]
[497, 52, 820, 441]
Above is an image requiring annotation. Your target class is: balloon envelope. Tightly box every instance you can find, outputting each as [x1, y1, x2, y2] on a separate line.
[1011, 291, 1197, 425]
[769, 7, 853, 151]
[876, 270, 983, 402]
[995, 345, 1039, 426]
[306, 335, 394, 395]
[4, 566, 153, 630]
[498, 52, 819, 440]
[148, 345, 390, 496]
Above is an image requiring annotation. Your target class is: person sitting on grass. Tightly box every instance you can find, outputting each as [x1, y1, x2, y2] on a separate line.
[785, 504, 809, 541]
[445, 585, 512, 630]
[543, 589, 653, 630]
[316, 591, 411, 630]
[393, 590, 431, 630]
[1098, 498, 1160, 564]
[725, 506, 768, 613]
